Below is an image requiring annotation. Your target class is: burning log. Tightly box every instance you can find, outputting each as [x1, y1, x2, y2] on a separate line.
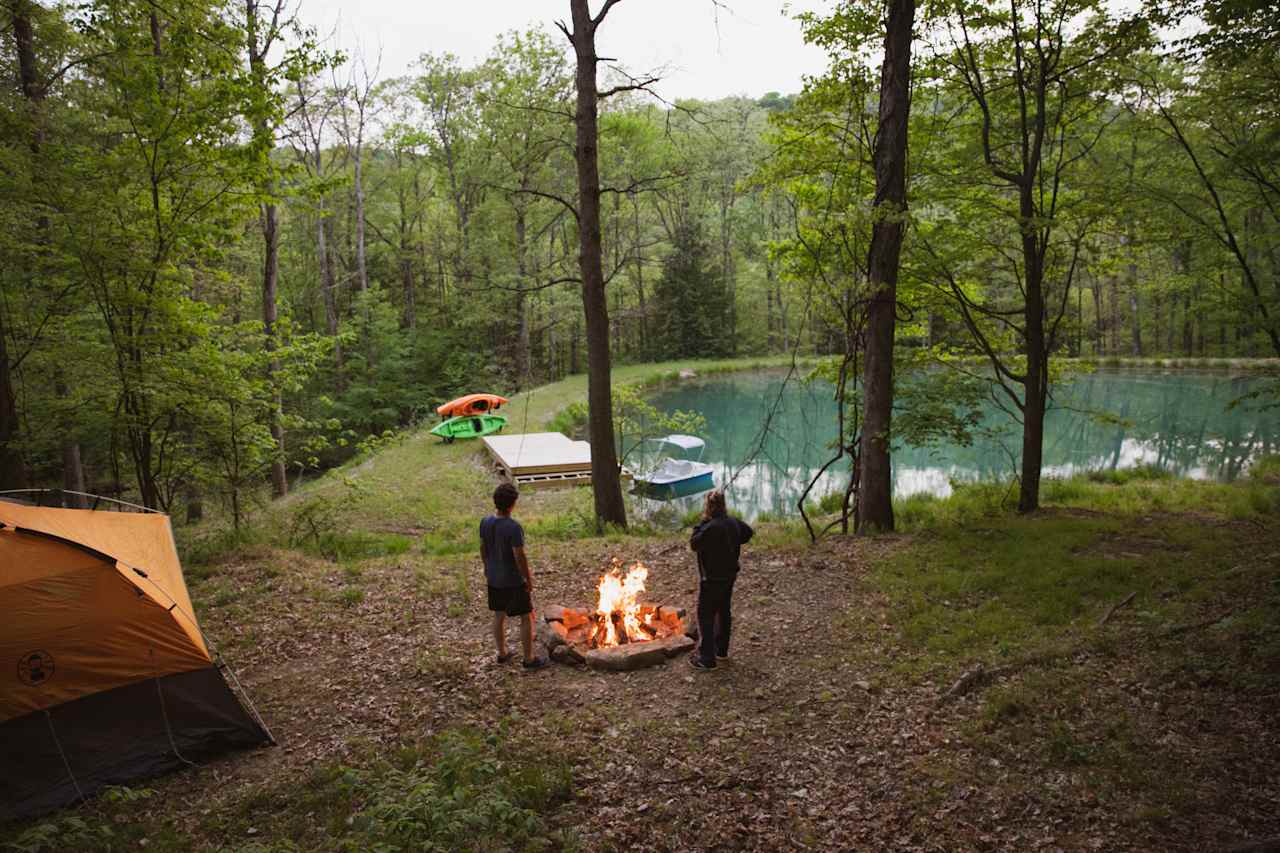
[586, 613, 607, 649]
[610, 611, 629, 645]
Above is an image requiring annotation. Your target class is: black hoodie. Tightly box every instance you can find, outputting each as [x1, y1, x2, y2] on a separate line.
[690, 514, 754, 581]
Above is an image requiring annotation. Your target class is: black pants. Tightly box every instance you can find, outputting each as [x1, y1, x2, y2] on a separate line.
[696, 575, 736, 665]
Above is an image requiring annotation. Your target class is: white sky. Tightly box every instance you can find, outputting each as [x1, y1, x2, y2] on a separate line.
[298, 0, 831, 101]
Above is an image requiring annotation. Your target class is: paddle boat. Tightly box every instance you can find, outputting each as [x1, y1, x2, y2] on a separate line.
[431, 414, 507, 443]
[632, 434, 715, 499]
[437, 393, 509, 418]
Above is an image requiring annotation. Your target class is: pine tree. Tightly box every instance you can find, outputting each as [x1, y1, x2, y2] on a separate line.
[653, 219, 729, 359]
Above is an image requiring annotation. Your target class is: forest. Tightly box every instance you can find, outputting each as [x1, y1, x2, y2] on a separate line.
[3, 2, 1280, 851]
[1, 0, 1276, 524]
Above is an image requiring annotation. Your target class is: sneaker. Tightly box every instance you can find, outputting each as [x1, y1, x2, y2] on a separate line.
[522, 657, 550, 670]
[689, 656, 716, 670]
[496, 652, 515, 664]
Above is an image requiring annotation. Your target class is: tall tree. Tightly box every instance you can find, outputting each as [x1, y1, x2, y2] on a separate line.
[924, 0, 1147, 512]
[2, 0, 42, 491]
[245, 0, 290, 498]
[556, 0, 629, 529]
[859, 0, 916, 533]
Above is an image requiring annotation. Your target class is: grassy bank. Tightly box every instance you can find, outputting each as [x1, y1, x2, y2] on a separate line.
[1065, 355, 1279, 373]
[189, 355, 816, 560]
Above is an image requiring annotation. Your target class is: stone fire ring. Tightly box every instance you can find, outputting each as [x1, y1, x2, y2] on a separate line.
[536, 604, 696, 671]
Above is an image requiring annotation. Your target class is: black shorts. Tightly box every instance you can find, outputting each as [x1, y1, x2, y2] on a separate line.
[487, 584, 532, 616]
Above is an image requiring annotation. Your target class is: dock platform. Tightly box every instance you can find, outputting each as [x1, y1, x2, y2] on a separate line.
[483, 432, 593, 486]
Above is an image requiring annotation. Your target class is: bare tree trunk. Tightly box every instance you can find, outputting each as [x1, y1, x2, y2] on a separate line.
[857, 0, 915, 534]
[247, 0, 287, 498]
[720, 194, 737, 353]
[1092, 280, 1105, 355]
[1129, 289, 1142, 355]
[515, 206, 531, 379]
[1183, 292, 1194, 355]
[1109, 276, 1120, 355]
[633, 194, 647, 359]
[570, 318, 580, 374]
[765, 259, 777, 350]
[1127, 231, 1142, 356]
[261, 201, 287, 498]
[1018, 182, 1049, 513]
[353, 147, 368, 294]
[317, 211, 342, 374]
[564, 0, 626, 529]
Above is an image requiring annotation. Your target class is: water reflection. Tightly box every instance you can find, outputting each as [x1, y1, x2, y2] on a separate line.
[636, 370, 1277, 521]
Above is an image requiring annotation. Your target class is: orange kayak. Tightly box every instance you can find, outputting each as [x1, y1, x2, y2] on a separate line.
[437, 393, 509, 418]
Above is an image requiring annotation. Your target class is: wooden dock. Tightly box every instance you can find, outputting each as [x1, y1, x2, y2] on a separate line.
[483, 433, 593, 486]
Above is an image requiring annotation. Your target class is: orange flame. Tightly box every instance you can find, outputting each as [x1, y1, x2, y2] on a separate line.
[595, 558, 650, 646]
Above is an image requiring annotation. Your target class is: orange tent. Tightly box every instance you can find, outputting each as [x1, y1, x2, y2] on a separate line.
[0, 498, 270, 820]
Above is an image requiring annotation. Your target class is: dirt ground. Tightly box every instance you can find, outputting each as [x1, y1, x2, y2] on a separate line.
[141, 522, 1279, 852]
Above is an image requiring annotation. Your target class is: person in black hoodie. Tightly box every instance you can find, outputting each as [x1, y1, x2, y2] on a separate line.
[689, 490, 753, 670]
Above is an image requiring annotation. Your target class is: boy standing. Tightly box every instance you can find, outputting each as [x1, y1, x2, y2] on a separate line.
[480, 483, 547, 669]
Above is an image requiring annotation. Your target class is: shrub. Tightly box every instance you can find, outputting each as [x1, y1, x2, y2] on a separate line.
[545, 401, 588, 437]
[339, 729, 574, 852]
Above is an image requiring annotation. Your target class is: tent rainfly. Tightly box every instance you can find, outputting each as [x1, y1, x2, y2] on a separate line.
[0, 499, 271, 820]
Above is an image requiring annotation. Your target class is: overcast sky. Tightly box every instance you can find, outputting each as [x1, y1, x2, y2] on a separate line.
[298, 0, 831, 101]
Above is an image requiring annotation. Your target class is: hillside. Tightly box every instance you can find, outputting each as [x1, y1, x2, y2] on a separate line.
[5, 363, 1278, 852]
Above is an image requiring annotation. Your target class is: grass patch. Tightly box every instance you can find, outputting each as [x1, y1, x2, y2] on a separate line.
[200, 726, 575, 852]
[1250, 453, 1280, 481]
[865, 479, 1279, 677]
[873, 513, 1133, 670]
[413, 647, 468, 679]
[311, 531, 413, 563]
[1082, 464, 1174, 485]
[894, 469, 1280, 532]
[413, 562, 470, 618]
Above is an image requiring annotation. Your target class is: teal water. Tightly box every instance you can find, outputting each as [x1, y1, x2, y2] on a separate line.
[636, 370, 1277, 521]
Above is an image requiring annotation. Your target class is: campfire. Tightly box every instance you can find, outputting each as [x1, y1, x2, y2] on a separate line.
[586, 559, 680, 648]
[539, 558, 695, 670]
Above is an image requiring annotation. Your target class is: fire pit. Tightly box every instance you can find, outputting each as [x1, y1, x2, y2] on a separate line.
[538, 559, 695, 671]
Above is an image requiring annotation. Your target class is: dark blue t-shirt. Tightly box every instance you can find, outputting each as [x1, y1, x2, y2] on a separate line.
[479, 514, 525, 588]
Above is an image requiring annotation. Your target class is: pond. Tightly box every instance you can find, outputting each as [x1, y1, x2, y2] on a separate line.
[633, 369, 1278, 522]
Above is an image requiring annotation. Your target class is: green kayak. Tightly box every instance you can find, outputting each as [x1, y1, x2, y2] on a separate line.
[431, 414, 507, 442]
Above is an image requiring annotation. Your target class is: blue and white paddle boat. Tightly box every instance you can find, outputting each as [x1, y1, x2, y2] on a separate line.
[632, 434, 715, 499]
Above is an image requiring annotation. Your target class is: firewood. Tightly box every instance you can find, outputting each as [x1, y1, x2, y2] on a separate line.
[610, 611, 629, 645]
[586, 614, 605, 649]
[562, 608, 589, 629]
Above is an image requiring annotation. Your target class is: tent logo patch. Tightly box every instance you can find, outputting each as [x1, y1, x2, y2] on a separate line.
[18, 650, 54, 686]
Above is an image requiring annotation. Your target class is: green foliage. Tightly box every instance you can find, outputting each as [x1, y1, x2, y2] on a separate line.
[334, 728, 574, 852]
[611, 384, 707, 465]
[1084, 465, 1174, 485]
[545, 401, 588, 437]
[3, 815, 116, 853]
[1251, 454, 1280, 481]
[2, 788, 155, 853]
[651, 218, 732, 359]
[892, 359, 990, 450]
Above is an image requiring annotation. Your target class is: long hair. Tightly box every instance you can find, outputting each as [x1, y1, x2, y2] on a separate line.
[701, 489, 727, 521]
